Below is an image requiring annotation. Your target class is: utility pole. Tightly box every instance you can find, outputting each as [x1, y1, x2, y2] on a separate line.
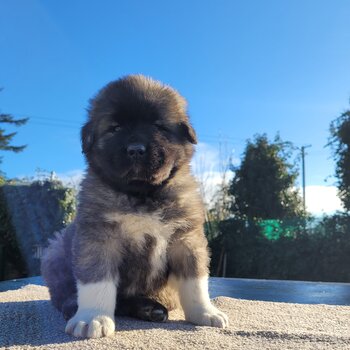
[301, 145, 312, 212]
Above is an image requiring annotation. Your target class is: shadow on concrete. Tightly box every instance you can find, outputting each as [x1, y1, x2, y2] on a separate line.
[0, 299, 196, 347]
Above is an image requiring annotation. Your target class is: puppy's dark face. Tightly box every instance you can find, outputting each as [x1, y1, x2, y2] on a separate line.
[82, 75, 197, 194]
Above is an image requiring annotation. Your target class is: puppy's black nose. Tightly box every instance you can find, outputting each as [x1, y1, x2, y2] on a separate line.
[127, 144, 146, 158]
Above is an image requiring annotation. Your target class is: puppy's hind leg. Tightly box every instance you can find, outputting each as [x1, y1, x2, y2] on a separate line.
[116, 296, 168, 322]
[62, 294, 78, 321]
[64, 294, 169, 322]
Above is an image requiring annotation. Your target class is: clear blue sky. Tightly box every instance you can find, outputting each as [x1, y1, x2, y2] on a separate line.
[1, 0, 350, 187]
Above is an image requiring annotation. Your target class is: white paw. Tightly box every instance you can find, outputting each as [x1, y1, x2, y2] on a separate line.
[186, 306, 229, 328]
[65, 309, 115, 338]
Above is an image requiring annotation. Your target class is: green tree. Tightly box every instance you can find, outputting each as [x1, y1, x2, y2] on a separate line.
[0, 91, 28, 168]
[328, 107, 350, 212]
[229, 134, 304, 220]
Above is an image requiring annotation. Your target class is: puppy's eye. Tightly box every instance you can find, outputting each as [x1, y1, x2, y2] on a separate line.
[109, 123, 122, 133]
[154, 123, 169, 132]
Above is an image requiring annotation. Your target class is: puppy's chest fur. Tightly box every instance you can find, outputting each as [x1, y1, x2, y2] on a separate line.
[104, 208, 186, 296]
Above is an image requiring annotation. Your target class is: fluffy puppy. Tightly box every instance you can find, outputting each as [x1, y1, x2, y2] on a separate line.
[41, 75, 228, 338]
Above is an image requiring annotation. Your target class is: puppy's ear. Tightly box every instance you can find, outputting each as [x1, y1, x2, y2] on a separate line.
[180, 121, 198, 144]
[81, 121, 95, 154]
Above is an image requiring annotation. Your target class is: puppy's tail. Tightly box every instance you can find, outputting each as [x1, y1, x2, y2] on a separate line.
[41, 226, 76, 312]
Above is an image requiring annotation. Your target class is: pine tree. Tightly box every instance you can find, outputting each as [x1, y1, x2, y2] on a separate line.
[328, 106, 350, 212]
[0, 90, 28, 168]
[229, 134, 304, 220]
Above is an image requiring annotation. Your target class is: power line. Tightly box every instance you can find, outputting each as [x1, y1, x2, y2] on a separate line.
[29, 120, 81, 128]
[26, 118, 246, 145]
[27, 115, 328, 157]
[29, 115, 83, 126]
[200, 134, 245, 142]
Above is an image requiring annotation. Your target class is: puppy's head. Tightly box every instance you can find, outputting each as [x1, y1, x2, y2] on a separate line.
[82, 75, 197, 193]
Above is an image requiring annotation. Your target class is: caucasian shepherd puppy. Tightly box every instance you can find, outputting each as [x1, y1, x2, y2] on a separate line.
[41, 75, 228, 338]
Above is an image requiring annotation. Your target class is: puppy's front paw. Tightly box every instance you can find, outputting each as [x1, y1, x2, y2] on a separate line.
[186, 306, 229, 328]
[65, 309, 115, 338]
